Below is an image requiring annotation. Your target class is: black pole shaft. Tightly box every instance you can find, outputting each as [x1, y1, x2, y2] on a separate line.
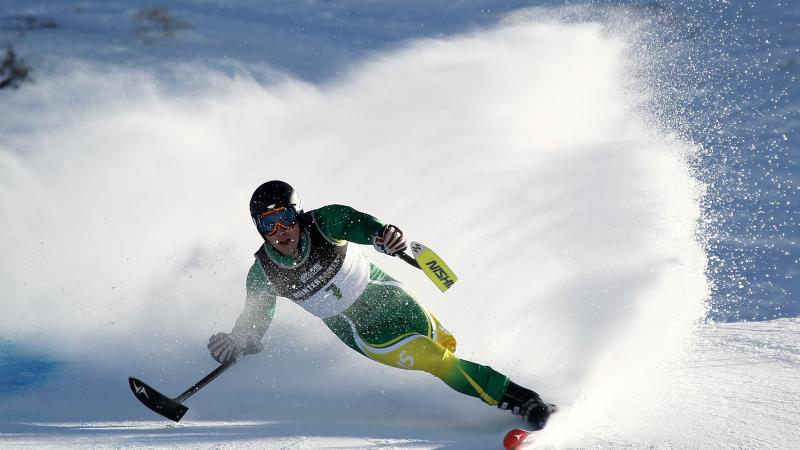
[398, 252, 421, 269]
[173, 359, 237, 403]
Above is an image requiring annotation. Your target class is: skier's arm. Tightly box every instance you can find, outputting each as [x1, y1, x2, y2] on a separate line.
[312, 204, 386, 244]
[230, 262, 277, 352]
[209, 262, 278, 363]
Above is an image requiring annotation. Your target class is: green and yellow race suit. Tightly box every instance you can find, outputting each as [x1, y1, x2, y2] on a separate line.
[230, 204, 509, 405]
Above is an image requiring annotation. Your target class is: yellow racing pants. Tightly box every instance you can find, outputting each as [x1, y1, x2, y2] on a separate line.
[323, 264, 509, 405]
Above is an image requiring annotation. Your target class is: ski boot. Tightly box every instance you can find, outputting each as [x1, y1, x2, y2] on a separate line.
[498, 381, 558, 431]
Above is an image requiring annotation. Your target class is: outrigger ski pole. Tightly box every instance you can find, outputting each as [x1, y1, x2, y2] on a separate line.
[128, 359, 237, 422]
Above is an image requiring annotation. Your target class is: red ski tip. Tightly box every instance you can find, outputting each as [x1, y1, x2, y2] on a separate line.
[503, 428, 532, 450]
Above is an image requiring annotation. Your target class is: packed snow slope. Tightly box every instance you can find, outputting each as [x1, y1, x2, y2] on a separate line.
[0, 3, 797, 449]
[2, 320, 798, 449]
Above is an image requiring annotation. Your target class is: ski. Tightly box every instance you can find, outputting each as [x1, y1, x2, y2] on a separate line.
[409, 241, 458, 292]
[128, 377, 189, 422]
[128, 359, 236, 422]
[503, 428, 538, 449]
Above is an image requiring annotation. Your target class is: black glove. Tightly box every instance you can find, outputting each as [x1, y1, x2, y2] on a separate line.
[207, 332, 242, 364]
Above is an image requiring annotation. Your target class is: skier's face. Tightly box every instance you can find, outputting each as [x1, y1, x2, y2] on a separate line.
[265, 220, 301, 256]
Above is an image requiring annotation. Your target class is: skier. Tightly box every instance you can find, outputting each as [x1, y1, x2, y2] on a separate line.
[207, 180, 556, 429]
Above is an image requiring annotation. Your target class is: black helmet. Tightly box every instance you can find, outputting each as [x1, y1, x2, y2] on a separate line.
[249, 180, 301, 219]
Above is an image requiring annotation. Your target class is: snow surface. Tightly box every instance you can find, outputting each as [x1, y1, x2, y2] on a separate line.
[1, 2, 798, 448]
[2, 320, 798, 448]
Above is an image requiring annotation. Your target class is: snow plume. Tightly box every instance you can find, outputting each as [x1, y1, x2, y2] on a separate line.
[0, 11, 708, 441]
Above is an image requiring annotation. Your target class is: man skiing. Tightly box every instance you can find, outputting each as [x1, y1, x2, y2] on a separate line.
[208, 180, 556, 429]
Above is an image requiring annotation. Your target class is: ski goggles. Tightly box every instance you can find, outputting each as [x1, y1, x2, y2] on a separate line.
[254, 206, 298, 236]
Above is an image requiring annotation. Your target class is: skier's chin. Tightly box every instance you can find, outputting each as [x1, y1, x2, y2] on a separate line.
[273, 239, 296, 253]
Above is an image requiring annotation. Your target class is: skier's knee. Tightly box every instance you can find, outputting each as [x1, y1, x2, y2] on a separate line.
[436, 329, 457, 353]
[429, 313, 457, 353]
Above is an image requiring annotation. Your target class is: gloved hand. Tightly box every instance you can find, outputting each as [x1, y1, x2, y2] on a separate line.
[208, 331, 264, 364]
[207, 332, 243, 364]
[373, 224, 407, 256]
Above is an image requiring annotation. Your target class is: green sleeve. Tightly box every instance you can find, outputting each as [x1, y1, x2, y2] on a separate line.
[231, 261, 277, 347]
[312, 204, 386, 244]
